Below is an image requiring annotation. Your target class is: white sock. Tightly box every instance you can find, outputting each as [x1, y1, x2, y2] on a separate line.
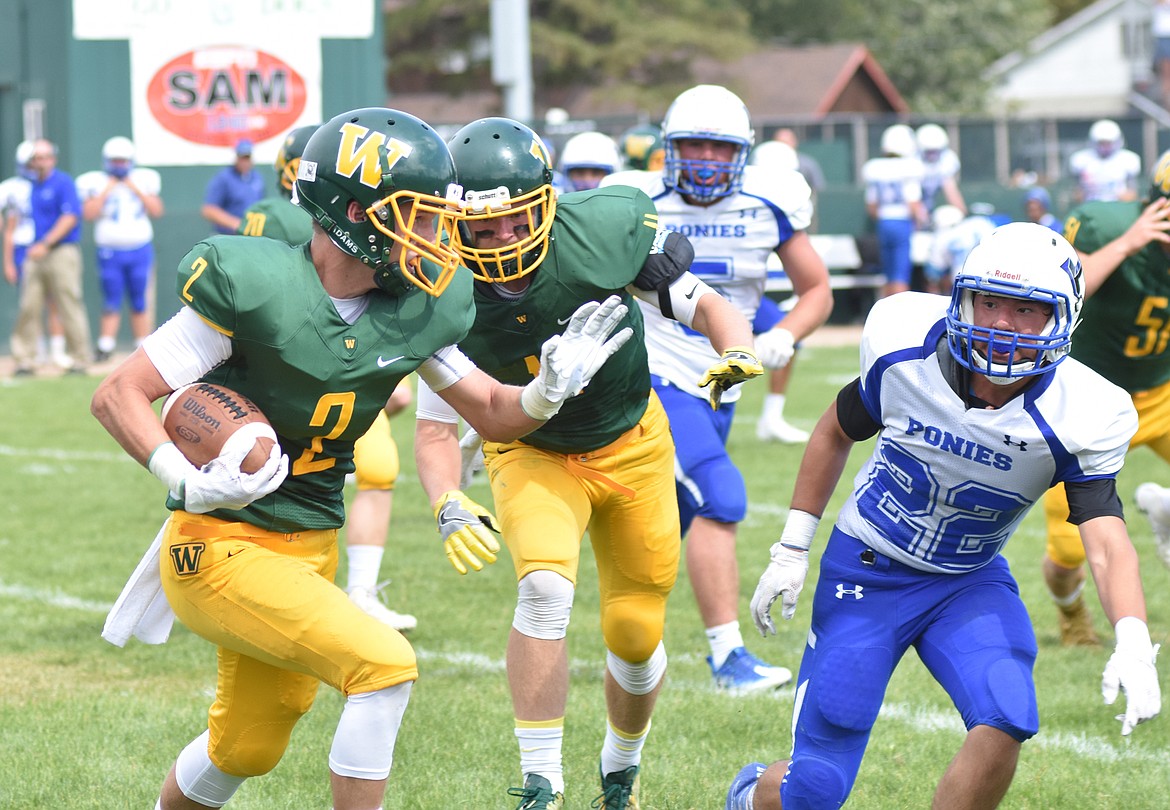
[98, 335, 116, 352]
[515, 723, 564, 794]
[346, 544, 384, 593]
[50, 334, 66, 355]
[706, 620, 745, 670]
[761, 393, 786, 421]
[600, 718, 650, 775]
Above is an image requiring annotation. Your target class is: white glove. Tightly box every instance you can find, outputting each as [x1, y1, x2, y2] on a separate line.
[521, 295, 633, 420]
[750, 509, 820, 636]
[459, 426, 485, 490]
[149, 426, 288, 514]
[755, 327, 796, 370]
[1102, 616, 1162, 736]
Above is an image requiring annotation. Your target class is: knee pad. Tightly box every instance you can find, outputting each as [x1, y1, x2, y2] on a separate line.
[329, 682, 413, 781]
[513, 570, 575, 640]
[982, 658, 1039, 741]
[606, 641, 667, 696]
[781, 755, 851, 810]
[175, 730, 246, 807]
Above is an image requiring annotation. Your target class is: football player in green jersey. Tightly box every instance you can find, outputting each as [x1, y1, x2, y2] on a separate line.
[92, 107, 631, 810]
[235, 123, 316, 245]
[1041, 149, 1170, 647]
[237, 122, 417, 632]
[414, 117, 763, 810]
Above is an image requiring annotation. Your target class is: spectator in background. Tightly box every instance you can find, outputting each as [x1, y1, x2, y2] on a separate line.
[1023, 186, 1062, 232]
[1154, 0, 1170, 107]
[1069, 119, 1141, 203]
[201, 138, 264, 234]
[10, 138, 91, 376]
[77, 136, 164, 362]
[915, 123, 966, 215]
[863, 124, 926, 298]
[774, 128, 825, 204]
[557, 130, 622, 192]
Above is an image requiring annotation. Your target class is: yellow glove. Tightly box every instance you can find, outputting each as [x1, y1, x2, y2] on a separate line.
[698, 346, 764, 410]
[433, 490, 501, 575]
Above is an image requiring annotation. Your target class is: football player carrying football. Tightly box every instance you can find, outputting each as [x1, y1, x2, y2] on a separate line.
[91, 107, 630, 810]
[414, 116, 762, 810]
[728, 223, 1161, 810]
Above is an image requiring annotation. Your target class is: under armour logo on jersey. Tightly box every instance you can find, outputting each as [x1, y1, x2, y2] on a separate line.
[170, 542, 206, 577]
[835, 583, 864, 600]
[1003, 435, 1028, 450]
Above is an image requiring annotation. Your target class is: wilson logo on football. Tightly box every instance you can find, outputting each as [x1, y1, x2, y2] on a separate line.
[146, 45, 307, 147]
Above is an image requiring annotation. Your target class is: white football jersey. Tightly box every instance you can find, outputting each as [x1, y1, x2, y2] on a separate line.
[75, 167, 161, 249]
[920, 148, 960, 208]
[0, 174, 34, 247]
[1068, 147, 1141, 202]
[835, 293, 1136, 574]
[927, 214, 996, 274]
[602, 164, 813, 401]
[861, 156, 924, 220]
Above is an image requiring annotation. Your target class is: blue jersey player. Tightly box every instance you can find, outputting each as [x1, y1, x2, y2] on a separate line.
[727, 222, 1161, 810]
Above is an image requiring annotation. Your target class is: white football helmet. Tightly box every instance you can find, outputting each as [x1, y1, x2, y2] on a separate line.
[946, 222, 1084, 384]
[558, 131, 621, 191]
[880, 124, 917, 158]
[932, 204, 965, 231]
[1089, 119, 1123, 158]
[14, 140, 34, 177]
[662, 84, 754, 202]
[749, 141, 799, 173]
[102, 136, 136, 178]
[916, 123, 949, 160]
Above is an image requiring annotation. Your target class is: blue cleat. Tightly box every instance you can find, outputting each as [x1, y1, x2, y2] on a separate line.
[709, 647, 792, 694]
[726, 762, 766, 810]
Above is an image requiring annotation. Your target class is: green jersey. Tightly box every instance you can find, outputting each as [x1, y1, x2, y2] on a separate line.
[237, 196, 315, 246]
[1065, 201, 1170, 393]
[457, 186, 659, 453]
[172, 235, 475, 530]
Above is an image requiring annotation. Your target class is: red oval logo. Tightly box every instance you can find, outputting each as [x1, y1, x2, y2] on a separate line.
[147, 46, 307, 147]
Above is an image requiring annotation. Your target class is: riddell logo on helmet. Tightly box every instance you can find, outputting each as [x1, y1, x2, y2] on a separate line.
[992, 269, 1023, 281]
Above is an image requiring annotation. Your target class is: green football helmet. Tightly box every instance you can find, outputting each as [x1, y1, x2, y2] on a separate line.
[447, 117, 557, 283]
[619, 124, 665, 172]
[295, 107, 463, 297]
[274, 124, 319, 198]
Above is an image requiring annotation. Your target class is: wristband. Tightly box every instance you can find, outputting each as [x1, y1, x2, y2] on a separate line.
[773, 508, 820, 554]
[147, 441, 196, 497]
[520, 379, 560, 421]
[1114, 616, 1154, 653]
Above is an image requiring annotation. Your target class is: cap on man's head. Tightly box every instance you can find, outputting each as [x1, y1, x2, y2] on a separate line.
[235, 139, 254, 157]
[1023, 187, 1051, 209]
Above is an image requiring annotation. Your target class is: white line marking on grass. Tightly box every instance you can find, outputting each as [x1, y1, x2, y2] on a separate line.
[0, 444, 131, 463]
[0, 580, 112, 613]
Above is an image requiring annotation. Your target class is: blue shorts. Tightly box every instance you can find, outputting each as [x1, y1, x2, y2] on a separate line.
[97, 242, 154, 313]
[753, 296, 783, 334]
[653, 380, 745, 534]
[876, 218, 915, 285]
[780, 529, 1038, 809]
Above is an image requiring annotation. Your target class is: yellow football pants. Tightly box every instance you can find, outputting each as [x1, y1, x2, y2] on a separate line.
[1045, 378, 1170, 567]
[483, 393, 680, 663]
[160, 511, 417, 777]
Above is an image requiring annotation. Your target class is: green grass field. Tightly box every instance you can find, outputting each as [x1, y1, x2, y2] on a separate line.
[3, 342, 1169, 809]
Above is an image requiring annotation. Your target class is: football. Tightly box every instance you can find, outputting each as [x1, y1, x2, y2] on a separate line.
[161, 382, 277, 474]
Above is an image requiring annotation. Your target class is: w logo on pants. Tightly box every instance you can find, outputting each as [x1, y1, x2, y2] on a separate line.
[170, 542, 206, 576]
[835, 583, 864, 600]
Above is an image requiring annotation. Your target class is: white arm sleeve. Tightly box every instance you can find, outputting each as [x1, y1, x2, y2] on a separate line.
[415, 374, 461, 423]
[416, 344, 478, 392]
[627, 270, 718, 329]
[141, 307, 232, 390]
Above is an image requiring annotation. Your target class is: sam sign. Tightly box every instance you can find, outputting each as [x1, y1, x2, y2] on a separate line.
[147, 46, 307, 147]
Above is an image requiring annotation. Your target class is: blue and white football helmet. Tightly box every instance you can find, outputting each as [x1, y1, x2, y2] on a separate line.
[946, 222, 1083, 384]
[661, 84, 754, 202]
[102, 136, 136, 179]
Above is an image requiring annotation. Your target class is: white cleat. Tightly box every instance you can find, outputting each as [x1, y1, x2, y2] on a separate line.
[755, 415, 810, 444]
[349, 586, 418, 632]
[1134, 482, 1170, 569]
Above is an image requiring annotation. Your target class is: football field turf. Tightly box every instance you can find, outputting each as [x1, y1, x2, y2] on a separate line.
[2, 339, 1168, 809]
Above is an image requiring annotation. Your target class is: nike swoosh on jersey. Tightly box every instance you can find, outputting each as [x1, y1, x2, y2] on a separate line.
[377, 355, 406, 367]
